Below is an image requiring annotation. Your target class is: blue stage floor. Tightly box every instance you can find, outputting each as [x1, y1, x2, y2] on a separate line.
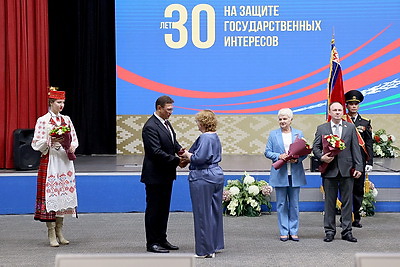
[1, 155, 399, 215]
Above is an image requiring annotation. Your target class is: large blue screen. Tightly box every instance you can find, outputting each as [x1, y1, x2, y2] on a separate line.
[116, 0, 400, 115]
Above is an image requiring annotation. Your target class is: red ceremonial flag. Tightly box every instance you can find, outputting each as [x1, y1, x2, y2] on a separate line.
[326, 38, 346, 121]
[326, 38, 370, 159]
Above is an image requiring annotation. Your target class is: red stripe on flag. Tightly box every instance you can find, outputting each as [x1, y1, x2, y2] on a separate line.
[327, 39, 346, 121]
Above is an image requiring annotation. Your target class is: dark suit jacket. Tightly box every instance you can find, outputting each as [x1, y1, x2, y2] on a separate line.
[312, 120, 363, 178]
[141, 115, 182, 184]
[353, 114, 373, 166]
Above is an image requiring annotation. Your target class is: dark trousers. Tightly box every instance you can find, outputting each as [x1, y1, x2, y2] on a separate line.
[323, 175, 354, 236]
[353, 171, 365, 222]
[144, 182, 173, 247]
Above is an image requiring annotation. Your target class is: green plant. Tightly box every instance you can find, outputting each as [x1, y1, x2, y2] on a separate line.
[360, 178, 378, 217]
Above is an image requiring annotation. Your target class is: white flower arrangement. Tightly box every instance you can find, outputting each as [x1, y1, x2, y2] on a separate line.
[248, 185, 260, 196]
[229, 186, 240, 196]
[243, 175, 255, 184]
[222, 172, 273, 217]
[373, 129, 399, 158]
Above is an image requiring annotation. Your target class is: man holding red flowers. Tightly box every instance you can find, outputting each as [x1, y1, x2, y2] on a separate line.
[312, 102, 363, 243]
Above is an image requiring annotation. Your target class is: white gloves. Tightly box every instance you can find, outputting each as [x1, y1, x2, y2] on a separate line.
[365, 165, 373, 172]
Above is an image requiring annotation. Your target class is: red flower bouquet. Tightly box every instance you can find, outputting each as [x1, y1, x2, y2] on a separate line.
[318, 134, 346, 173]
[49, 126, 70, 137]
[49, 126, 76, 160]
[272, 137, 312, 170]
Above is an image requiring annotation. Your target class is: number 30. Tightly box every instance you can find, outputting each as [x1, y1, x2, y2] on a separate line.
[164, 4, 215, 49]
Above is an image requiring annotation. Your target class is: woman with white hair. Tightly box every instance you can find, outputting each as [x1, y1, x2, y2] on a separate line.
[264, 108, 307, 242]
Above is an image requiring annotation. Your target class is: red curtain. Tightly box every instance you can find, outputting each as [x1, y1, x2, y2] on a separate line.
[0, 0, 49, 169]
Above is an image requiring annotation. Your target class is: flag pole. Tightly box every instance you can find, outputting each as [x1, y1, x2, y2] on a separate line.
[326, 29, 346, 121]
[326, 29, 335, 120]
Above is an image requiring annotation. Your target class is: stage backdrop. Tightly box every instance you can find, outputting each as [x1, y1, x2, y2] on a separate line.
[115, 0, 400, 154]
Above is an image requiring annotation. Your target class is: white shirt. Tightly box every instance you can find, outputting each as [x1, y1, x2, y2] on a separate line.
[154, 112, 173, 141]
[282, 132, 292, 175]
[49, 110, 62, 125]
[330, 120, 343, 138]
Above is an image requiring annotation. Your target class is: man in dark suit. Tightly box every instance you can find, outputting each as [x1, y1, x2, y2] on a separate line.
[312, 102, 363, 242]
[141, 95, 186, 253]
[345, 90, 373, 228]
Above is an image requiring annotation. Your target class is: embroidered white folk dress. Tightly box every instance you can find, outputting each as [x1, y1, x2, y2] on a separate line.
[32, 111, 78, 217]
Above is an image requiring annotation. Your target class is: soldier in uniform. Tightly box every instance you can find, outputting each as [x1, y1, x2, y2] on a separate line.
[345, 90, 373, 228]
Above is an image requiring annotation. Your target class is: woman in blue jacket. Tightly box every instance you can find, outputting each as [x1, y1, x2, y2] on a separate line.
[264, 108, 307, 242]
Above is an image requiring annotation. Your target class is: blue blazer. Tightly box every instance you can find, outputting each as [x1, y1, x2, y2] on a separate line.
[264, 127, 307, 187]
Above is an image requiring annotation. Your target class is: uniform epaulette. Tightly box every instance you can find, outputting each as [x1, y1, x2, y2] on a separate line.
[360, 115, 370, 121]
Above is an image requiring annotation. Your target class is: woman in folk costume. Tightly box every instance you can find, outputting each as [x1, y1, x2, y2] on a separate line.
[31, 87, 78, 247]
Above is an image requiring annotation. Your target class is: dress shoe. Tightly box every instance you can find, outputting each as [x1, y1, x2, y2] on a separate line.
[195, 253, 215, 258]
[280, 236, 289, 242]
[323, 234, 334, 242]
[352, 221, 363, 228]
[290, 235, 300, 242]
[342, 233, 357, 242]
[147, 244, 170, 253]
[160, 241, 179, 250]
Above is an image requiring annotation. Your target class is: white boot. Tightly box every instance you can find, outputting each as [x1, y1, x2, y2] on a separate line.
[46, 222, 59, 247]
[55, 217, 70, 245]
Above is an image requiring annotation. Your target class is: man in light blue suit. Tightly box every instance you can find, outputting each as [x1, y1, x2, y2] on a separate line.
[265, 108, 307, 242]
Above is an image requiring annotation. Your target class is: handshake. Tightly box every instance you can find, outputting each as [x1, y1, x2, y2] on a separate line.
[178, 148, 191, 168]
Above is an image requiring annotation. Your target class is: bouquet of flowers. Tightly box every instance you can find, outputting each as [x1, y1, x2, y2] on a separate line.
[318, 134, 346, 173]
[360, 176, 378, 217]
[372, 129, 399, 158]
[49, 126, 76, 160]
[49, 126, 71, 137]
[272, 137, 312, 170]
[222, 172, 273, 217]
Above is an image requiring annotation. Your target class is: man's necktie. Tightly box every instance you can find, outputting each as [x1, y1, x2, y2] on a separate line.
[164, 121, 174, 142]
[333, 124, 340, 137]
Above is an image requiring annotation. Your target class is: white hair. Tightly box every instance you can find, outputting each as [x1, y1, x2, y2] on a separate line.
[277, 108, 293, 119]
